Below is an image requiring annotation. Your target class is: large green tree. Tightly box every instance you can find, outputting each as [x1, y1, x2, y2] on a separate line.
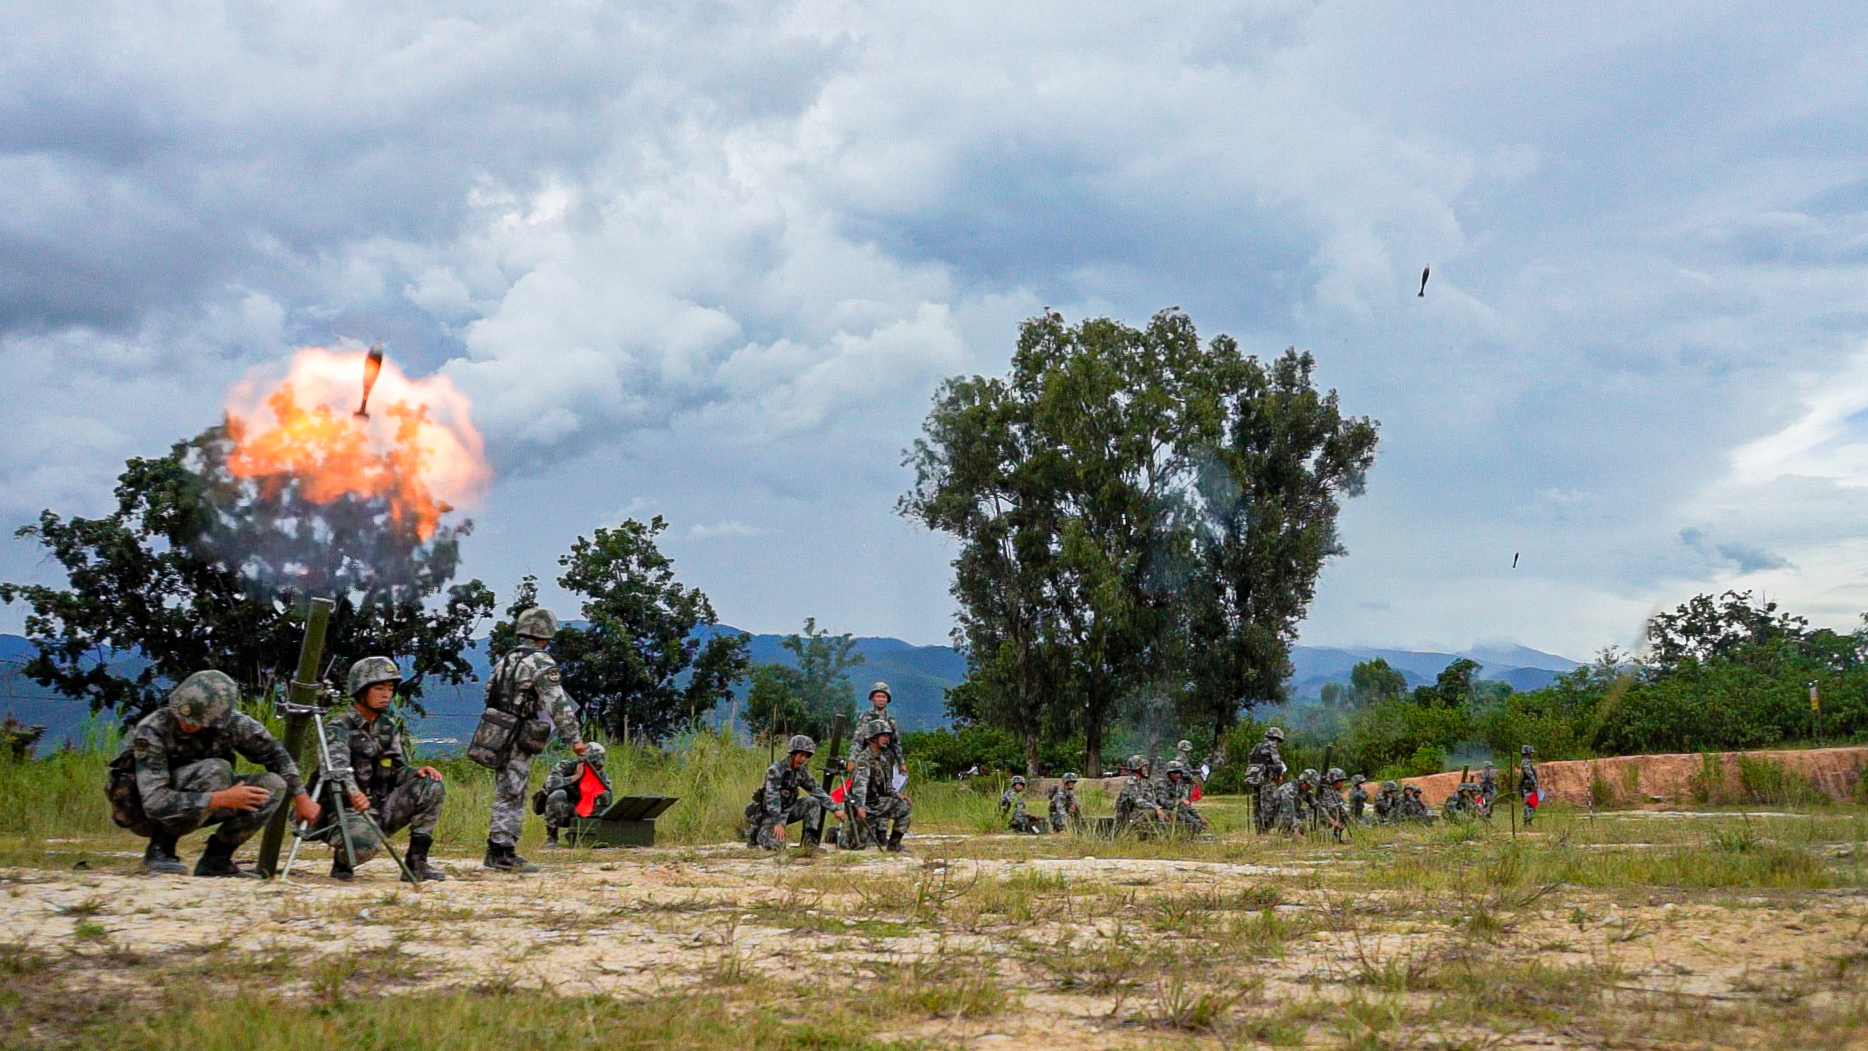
[905, 309, 1376, 775]
[742, 618, 865, 742]
[0, 425, 493, 723]
[490, 518, 750, 742]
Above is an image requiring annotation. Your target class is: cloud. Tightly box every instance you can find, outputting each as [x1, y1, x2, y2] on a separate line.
[9, 2, 1868, 655]
[688, 520, 767, 540]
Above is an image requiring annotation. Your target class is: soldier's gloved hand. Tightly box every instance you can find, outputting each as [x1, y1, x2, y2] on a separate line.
[210, 783, 272, 812]
[293, 792, 321, 825]
[349, 789, 371, 813]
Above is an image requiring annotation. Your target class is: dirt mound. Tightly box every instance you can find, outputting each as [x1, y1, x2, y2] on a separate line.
[1371, 746, 1868, 809]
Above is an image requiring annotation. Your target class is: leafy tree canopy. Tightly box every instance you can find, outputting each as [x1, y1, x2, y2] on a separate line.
[742, 618, 865, 743]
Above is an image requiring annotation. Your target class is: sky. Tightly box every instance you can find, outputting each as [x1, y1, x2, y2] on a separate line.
[6, 1, 1868, 660]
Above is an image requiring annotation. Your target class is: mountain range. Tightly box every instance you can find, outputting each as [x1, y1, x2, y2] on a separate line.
[0, 630, 1580, 749]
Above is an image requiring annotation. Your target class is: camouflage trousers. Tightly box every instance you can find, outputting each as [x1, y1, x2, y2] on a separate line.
[1008, 813, 1046, 834]
[324, 777, 445, 865]
[753, 797, 826, 849]
[134, 759, 286, 847]
[858, 796, 911, 841]
[487, 751, 535, 848]
[1254, 783, 1278, 833]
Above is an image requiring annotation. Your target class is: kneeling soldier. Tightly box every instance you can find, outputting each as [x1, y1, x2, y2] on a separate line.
[109, 670, 320, 877]
[1163, 761, 1209, 834]
[1115, 755, 1169, 836]
[320, 657, 447, 882]
[1049, 772, 1082, 832]
[851, 730, 912, 851]
[753, 735, 844, 851]
[1001, 775, 1045, 833]
[541, 742, 613, 846]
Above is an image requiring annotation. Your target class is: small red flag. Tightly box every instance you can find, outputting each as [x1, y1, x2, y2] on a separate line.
[575, 765, 607, 818]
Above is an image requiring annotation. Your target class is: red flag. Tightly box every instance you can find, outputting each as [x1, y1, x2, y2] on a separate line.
[1190, 785, 1203, 802]
[575, 765, 607, 818]
[1525, 790, 1541, 809]
[830, 779, 848, 804]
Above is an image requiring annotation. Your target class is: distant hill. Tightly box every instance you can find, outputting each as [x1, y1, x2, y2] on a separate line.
[0, 631, 1581, 750]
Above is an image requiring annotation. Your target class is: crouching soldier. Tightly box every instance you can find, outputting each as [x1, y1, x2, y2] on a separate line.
[1163, 761, 1209, 835]
[1115, 755, 1169, 836]
[108, 670, 320, 877]
[317, 658, 447, 882]
[752, 735, 844, 851]
[541, 742, 612, 847]
[1372, 780, 1401, 823]
[1049, 772, 1083, 832]
[850, 730, 912, 851]
[1001, 775, 1045, 833]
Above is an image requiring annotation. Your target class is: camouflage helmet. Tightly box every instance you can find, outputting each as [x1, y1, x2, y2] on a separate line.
[867, 681, 892, 701]
[1325, 767, 1346, 784]
[1011, 774, 1026, 786]
[514, 606, 559, 641]
[1165, 760, 1186, 777]
[1128, 753, 1150, 772]
[1383, 780, 1399, 791]
[346, 656, 401, 699]
[1521, 744, 1534, 756]
[1264, 726, 1285, 742]
[786, 734, 816, 756]
[1351, 773, 1367, 783]
[582, 741, 607, 769]
[1177, 739, 1193, 752]
[1298, 767, 1318, 785]
[169, 670, 238, 728]
[1063, 772, 1080, 783]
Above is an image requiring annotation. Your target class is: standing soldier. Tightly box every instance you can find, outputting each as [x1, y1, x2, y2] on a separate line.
[1519, 745, 1540, 827]
[540, 742, 612, 847]
[1347, 774, 1370, 823]
[1246, 727, 1288, 833]
[1478, 761, 1499, 811]
[1049, 772, 1082, 832]
[851, 682, 905, 779]
[1175, 740, 1197, 781]
[319, 658, 448, 882]
[752, 735, 844, 851]
[107, 671, 320, 877]
[850, 730, 912, 851]
[473, 608, 587, 873]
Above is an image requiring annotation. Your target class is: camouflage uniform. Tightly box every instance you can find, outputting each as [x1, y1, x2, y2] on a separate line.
[319, 706, 445, 866]
[1399, 785, 1430, 820]
[1115, 759, 1167, 836]
[1048, 778, 1082, 832]
[1372, 782, 1401, 823]
[1162, 763, 1208, 834]
[850, 682, 904, 773]
[1478, 763, 1498, 809]
[1347, 778, 1370, 822]
[1519, 748, 1540, 826]
[1268, 780, 1302, 835]
[849, 746, 911, 850]
[1245, 730, 1287, 834]
[753, 752, 840, 849]
[482, 638, 584, 851]
[1315, 770, 1350, 841]
[122, 709, 300, 845]
[541, 754, 612, 843]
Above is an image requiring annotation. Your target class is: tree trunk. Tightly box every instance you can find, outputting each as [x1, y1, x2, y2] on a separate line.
[1024, 731, 1041, 781]
[1084, 718, 1104, 778]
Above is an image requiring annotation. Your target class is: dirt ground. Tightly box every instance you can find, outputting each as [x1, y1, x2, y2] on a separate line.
[6, 801, 1868, 1050]
[1394, 746, 1868, 808]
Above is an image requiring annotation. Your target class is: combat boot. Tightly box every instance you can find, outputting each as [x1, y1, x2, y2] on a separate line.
[140, 831, 185, 875]
[193, 835, 260, 878]
[797, 826, 822, 856]
[545, 826, 560, 848]
[402, 834, 446, 882]
[330, 852, 355, 882]
[885, 832, 908, 853]
[483, 840, 538, 874]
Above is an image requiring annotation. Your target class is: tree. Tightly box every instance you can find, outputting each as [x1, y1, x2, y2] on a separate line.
[1413, 658, 1481, 709]
[537, 517, 750, 742]
[0, 424, 493, 724]
[905, 309, 1378, 774]
[1350, 657, 1408, 706]
[743, 618, 866, 742]
[1644, 591, 1808, 673]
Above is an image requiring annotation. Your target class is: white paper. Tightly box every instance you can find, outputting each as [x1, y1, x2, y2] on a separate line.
[892, 770, 909, 792]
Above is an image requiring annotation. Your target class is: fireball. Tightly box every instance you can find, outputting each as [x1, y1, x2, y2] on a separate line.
[223, 346, 490, 539]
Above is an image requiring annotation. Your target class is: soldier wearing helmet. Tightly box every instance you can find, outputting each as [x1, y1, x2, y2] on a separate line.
[1245, 727, 1289, 834]
[1372, 780, 1401, 823]
[1175, 739, 1198, 782]
[108, 670, 319, 877]
[751, 734, 845, 852]
[1162, 760, 1210, 835]
[1313, 768, 1351, 841]
[1478, 761, 1499, 810]
[1049, 772, 1083, 832]
[849, 728, 912, 851]
[850, 681, 905, 784]
[317, 657, 447, 882]
[1347, 773, 1370, 823]
[473, 607, 588, 873]
[1115, 755, 1169, 836]
[1399, 783, 1430, 821]
[1000, 774, 1044, 834]
[540, 742, 612, 848]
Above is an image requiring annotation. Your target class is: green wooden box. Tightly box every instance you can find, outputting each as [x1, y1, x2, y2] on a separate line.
[569, 795, 679, 848]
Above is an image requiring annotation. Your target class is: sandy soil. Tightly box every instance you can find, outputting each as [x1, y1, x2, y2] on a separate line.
[1382, 746, 1868, 808]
